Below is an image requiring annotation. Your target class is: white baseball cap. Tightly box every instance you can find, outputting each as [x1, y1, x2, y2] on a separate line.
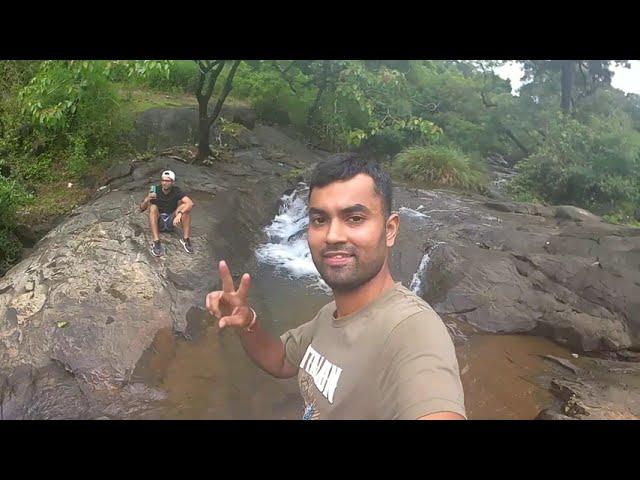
[161, 170, 176, 181]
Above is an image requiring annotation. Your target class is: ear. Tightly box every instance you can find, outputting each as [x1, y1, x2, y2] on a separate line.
[385, 213, 400, 248]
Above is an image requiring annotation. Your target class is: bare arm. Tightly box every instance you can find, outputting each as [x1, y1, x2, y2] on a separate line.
[177, 195, 194, 214]
[140, 194, 152, 212]
[205, 260, 298, 379]
[235, 322, 298, 379]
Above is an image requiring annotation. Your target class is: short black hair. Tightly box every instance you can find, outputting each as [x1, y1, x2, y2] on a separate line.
[308, 153, 393, 217]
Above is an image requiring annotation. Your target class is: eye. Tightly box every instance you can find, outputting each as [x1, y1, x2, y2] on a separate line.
[347, 216, 364, 224]
[310, 217, 326, 226]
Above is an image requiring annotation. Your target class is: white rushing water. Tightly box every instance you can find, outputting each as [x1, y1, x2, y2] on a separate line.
[408, 242, 466, 342]
[398, 206, 430, 219]
[409, 242, 446, 297]
[409, 251, 432, 296]
[255, 183, 330, 292]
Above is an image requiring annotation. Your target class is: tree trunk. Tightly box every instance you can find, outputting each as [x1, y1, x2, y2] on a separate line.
[197, 97, 211, 161]
[502, 127, 529, 157]
[307, 84, 326, 125]
[561, 60, 575, 114]
[307, 60, 330, 126]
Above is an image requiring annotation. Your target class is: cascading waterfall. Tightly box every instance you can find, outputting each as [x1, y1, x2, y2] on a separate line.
[255, 183, 330, 292]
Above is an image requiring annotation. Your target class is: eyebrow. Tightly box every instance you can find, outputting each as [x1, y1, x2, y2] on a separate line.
[308, 204, 372, 216]
[341, 204, 371, 215]
[308, 208, 327, 218]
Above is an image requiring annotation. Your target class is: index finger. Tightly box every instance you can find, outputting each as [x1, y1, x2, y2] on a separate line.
[219, 260, 235, 293]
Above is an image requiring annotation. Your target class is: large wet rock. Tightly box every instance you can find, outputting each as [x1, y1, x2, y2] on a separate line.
[105, 162, 132, 184]
[0, 136, 307, 418]
[535, 354, 640, 420]
[132, 107, 200, 151]
[131, 104, 257, 152]
[392, 189, 640, 354]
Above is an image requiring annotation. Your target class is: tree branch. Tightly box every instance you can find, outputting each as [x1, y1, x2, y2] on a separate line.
[204, 61, 225, 102]
[502, 127, 529, 156]
[195, 63, 207, 100]
[409, 97, 439, 112]
[208, 60, 241, 127]
[578, 61, 588, 92]
[283, 61, 297, 74]
[307, 60, 333, 125]
[271, 60, 298, 94]
[196, 60, 224, 100]
[481, 91, 497, 108]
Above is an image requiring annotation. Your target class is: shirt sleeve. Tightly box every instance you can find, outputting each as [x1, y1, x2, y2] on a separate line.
[280, 316, 318, 369]
[379, 310, 467, 420]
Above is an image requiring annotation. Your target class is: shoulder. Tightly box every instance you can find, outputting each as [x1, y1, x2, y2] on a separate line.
[377, 285, 444, 337]
[373, 286, 456, 363]
[386, 308, 451, 348]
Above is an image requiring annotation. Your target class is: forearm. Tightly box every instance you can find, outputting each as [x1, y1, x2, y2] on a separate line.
[140, 198, 150, 212]
[236, 323, 296, 379]
[177, 202, 193, 214]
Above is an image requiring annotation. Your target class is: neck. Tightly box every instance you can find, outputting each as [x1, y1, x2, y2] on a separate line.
[333, 261, 395, 318]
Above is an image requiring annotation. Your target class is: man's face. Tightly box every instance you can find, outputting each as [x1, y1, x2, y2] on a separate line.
[307, 173, 399, 293]
[161, 178, 173, 192]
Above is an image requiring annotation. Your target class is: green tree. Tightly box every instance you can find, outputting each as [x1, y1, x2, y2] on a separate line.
[194, 60, 241, 161]
[521, 60, 631, 113]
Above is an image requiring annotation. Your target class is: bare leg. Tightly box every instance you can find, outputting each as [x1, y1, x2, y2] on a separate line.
[180, 211, 192, 239]
[149, 204, 160, 242]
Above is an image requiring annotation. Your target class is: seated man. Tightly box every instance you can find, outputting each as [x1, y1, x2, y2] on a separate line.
[140, 170, 195, 256]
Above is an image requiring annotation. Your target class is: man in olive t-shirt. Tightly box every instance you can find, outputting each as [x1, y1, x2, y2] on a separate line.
[281, 283, 465, 419]
[205, 153, 466, 420]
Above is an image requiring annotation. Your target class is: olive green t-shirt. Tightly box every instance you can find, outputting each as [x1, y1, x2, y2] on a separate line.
[280, 283, 466, 420]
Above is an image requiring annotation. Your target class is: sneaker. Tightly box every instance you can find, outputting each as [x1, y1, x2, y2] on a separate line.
[150, 240, 163, 257]
[180, 237, 194, 254]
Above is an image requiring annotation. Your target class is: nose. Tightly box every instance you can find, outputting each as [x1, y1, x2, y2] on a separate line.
[325, 218, 348, 245]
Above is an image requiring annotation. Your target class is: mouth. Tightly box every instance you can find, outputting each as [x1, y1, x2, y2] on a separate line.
[322, 251, 355, 267]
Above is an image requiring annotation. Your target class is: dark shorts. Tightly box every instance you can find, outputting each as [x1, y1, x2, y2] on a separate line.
[158, 212, 175, 232]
